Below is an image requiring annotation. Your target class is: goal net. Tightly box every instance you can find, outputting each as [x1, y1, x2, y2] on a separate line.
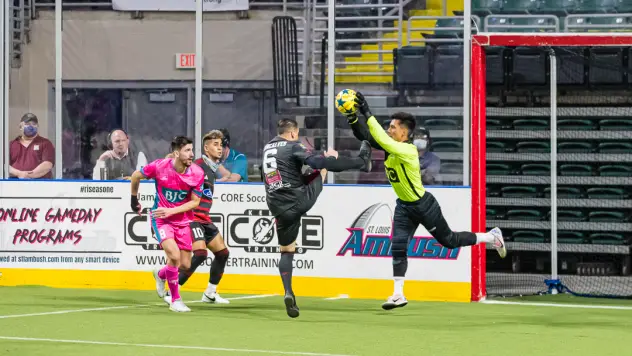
[471, 33, 632, 299]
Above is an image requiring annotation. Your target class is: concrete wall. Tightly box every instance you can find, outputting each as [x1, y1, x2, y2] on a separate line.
[8, 10, 286, 139]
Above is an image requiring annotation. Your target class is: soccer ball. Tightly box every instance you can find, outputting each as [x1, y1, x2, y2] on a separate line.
[335, 89, 357, 116]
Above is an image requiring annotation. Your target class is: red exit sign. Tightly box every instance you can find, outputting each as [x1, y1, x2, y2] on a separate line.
[175, 53, 200, 69]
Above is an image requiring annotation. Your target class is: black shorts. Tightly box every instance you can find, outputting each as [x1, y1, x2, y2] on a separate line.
[190, 221, 220, 245]
[275, 175, 323, 247]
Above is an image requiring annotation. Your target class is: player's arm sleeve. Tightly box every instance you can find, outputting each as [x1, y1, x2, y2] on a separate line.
[140, 160, 158, 179]
[367, 116, 417, 159]
[293, 145, 363, 172]
[191, 173, 205, 197]
[349, 116, 384, 151]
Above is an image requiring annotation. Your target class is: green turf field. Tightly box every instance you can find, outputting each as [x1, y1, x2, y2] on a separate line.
[1, 286, 630, 356]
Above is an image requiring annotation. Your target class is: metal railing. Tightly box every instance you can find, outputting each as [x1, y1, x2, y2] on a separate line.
[565, 14, 632, 32]
[32, 0, 306, 12]
[485, 14, 559, 32]
[407, 15, 480, 44]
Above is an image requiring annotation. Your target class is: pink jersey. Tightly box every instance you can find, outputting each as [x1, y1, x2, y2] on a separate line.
[141, 158, 205, 227]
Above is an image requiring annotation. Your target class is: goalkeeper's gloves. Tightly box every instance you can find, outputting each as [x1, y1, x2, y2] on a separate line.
[354, 91, 373, 119]
[131, 195, 141, 214]
[345, 113, 359, 125]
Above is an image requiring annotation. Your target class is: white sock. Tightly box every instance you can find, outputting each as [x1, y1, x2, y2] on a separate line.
[394, 277, 404, 296]
[476, 232, 494, 244]
[205, 283, 217, 295]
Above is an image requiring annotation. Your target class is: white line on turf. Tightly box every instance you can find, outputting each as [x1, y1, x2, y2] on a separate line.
[324, 295, 349, 300]
[0, 294, 277, 319]
[481, 299, 632, 310]
[0, 336, 355, 356]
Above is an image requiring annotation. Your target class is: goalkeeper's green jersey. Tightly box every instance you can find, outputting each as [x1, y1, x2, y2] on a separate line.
[367, 116, 426, 202]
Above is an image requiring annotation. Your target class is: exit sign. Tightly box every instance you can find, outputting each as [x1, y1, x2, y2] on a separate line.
[175, 53, 201, 69]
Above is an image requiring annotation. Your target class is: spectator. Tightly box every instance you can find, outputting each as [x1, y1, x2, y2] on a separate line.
[9, 113, 55, 179]
[413, 127, 441, 185]
[92, 129, 147, 180]
[217, 128, 248, 182]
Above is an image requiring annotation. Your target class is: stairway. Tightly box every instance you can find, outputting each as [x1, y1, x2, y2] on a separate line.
[331, 0, 464, 84]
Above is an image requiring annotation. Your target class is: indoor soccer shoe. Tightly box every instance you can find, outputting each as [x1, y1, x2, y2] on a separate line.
[202, 292, 230, 304]
[152, 269, 166, 298]
[490, 227, 507, 258]
[169, 299, 191, 313]
[381, 295, 408, 310]
[284, 293, 300, 318]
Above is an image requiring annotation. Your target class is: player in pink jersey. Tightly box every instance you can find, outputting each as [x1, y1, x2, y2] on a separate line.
[130, 136, 205, 313]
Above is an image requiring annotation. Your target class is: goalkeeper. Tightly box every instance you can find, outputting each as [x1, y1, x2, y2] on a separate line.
[345, 92, 507, 310]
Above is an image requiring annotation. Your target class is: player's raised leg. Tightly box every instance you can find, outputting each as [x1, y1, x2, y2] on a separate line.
[202, 230, 230, 304]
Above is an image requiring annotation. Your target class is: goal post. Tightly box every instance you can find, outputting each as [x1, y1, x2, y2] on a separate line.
[470, 33, 632, 300]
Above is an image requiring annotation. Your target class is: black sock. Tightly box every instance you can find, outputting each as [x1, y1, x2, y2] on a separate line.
[279, 252, 295, 295]
[393, 257, 408, 278]
[178, 249, 208, 286]
[210, 248, 229, 285]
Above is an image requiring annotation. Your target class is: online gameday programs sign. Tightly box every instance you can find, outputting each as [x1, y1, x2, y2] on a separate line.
[0, 180, 472, 301]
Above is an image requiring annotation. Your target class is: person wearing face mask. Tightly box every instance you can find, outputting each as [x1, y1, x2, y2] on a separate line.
[413, 127, 441, 186]
[9, 113, 55, 179]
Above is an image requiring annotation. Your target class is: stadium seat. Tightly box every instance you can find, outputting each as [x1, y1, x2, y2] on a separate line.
[393, 46, 430, 89]
[423, 118, 460, 129]
[430, 140, 463, 152]
[544, 186, 584, 198]
[473, 0, 504, 15]
[588, 211, 626, 222]
[589, 232, 627, 245]
[487, 207, 506, 219]
[512, 47, 547, 86]
[513, 119, 548, 130]
[618, 0, 632, 12]
[488, 141, 508, 152]
[558, 141, 595, 153]
[521, 163, 550, 175]
[506, 209, 543, 220]
[487, 163, 513, 175]
[537, 0, 578, 15]
[588, 47, 625, 86]
[485, 47, 507, 86]
[487, 185, 502, 197]
[586, 187, 628, 199]
[557, 231, 586, 244]
[487, 118, 504, 130]
[557, 118, 596, 130]
[560, 164, 594, 176]
[599, 164, 632, 176]
[501, 0, 541, 13]
[553, 209, 586, 222]
[599, 118, 632, 130]
[556, 48, 587, 85]
[433, 18, 465, 38]
[516, 141, 550, 152]
[598, 142, 632, 153]
[573, 0, 600, 13]
[512, 230, 546, 242]
[501, 185, 539, 197]
[440, 162, 463, 174]
[432, 45, 464, 86]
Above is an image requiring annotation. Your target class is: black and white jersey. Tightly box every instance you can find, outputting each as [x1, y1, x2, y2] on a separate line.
[262, 136, 317, 216]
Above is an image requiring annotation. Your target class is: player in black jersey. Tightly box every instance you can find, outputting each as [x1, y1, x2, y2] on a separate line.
[262, 118, 372, 318]
[164, 130, 231, 305]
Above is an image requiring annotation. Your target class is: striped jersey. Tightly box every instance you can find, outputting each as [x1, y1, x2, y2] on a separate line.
[192, 156, 219, 223]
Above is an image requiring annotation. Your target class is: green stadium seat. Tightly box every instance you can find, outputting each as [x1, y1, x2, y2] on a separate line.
[501, 0, 540, 13]
[560, 164, 594, 176]
[440, 162, 463, 174]
[619, 0, 632, 12]
[558, 142, 595, 153]
[507, 209, 543, 221]
[588, 211, 626, 222]
[557, 119, 596, 130]
[513, 119, 548, 130]
[553, 209, 586, 222]
[487, 208, 506, 219]
[486, 119, 504, 130]
[504, 16, 559, 32]
[544, 186, 584, 198]
[430, 140, 463, 152]
[424, 118, 460, 129]
[487, 163, 512, 175]
[521, 163, 550, 175]
[516, 141, 550, 153]
[573, 0, 600, 13]
[473, 0, 504, 14]
[537, 0, 578, 15]
[433, 18, 465, 38]
[599, 119, 632, 130]
[599, 164, 632, 176]
[557, 231, 586, 244]
[598, 142, 632, 153]
[501, 185, 539, 197]
[589, 232, 627, 245]
[586, 187, 628, 199]
[512, 230, 546, 243]
[487, 186, 501, 197]
[488, 141, 508, 152]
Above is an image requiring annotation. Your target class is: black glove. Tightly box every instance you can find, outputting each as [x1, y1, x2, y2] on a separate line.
[354, 91, 373, 119]
[345, 112, 358, 125]
[131, 195, 141, 214]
